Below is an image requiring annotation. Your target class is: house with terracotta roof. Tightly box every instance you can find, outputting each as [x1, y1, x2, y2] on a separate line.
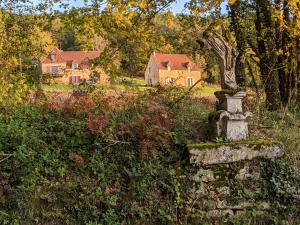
[145, 52, 202, 87]
[39, 48, 109, 84]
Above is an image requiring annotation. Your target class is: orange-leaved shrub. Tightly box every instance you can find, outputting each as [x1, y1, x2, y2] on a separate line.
[87, 92, 173, 160]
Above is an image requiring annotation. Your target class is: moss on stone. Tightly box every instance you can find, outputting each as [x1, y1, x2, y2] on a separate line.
[214, 87, 246, 97]
[208, 110, 226, 122]
[187, 140, 283, 151]
[214, 90, 238, 97]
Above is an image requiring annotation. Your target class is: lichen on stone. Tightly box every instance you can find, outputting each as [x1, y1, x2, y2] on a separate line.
[187, 140, 282, 151]
[214, 88, 246, 97]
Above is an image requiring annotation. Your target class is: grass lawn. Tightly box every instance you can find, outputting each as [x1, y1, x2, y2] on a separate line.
[192, 85, 220, 96]
[113, 76, 145, 86]
[42, 83, 73, 92]
[41, 77, 219, 96]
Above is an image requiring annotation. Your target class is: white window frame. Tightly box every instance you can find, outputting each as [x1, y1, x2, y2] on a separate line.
[50, 54, 56, 61]
[70, 76, 81, 84]
[187, 78, 193, 87]
[72, 63, 79, 70]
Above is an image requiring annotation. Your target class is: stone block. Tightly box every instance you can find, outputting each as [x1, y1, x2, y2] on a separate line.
[213, 111, 252, 141]
[205, 209, 234, 218]
[195, 184, 208, 198]
[215, 200, 270, 211]
[216, 200, 253, 210]
[235, 164, 261, 181]
[200, 199, 217, 210]
[244, 187, 261, 198]
[189, 142, 284, 166]
[222, 91, 246, 113]
[192, 169, 215, 183]
[216, 186, 230, 196]
[223, 119, 250, 141]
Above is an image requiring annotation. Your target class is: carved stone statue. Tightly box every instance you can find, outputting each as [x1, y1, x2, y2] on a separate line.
[203, 31, 238, 90]
[201, 28, 252, 141]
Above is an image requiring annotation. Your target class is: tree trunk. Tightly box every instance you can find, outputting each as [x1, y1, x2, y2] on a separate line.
[297, 39, 300, 105]
[255, 0, 281, 110]
[229, 1, 246, 87]
[275, 0, 297, 106]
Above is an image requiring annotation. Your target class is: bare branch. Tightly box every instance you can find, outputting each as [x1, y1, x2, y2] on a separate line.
[173, 78, 203, 105]
[0, 154, 13, 163]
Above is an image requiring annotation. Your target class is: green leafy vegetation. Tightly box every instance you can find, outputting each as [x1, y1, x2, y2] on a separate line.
[251, 108, 300, 161]
[0, 0, 300, 224]
[0, 90, 208, 224]
[0, 89, 299, 224]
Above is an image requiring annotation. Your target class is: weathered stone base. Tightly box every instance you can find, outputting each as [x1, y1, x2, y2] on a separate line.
[189, 141, 284, 166]
[187, 141, 285, 218]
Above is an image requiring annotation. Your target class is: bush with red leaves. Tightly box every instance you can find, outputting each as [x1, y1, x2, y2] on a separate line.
[88, 114, 108, 134]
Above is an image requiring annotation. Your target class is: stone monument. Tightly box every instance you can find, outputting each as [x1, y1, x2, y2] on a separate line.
[185, 29, 290, 219]
[204, 30, 252, 141]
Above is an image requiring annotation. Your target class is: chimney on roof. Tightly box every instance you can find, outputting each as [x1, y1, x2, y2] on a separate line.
[153, 51, 156, 56]
[167, 61, 172, 71]
[50, 53, 56, 61]
[186, 62, 192, 72]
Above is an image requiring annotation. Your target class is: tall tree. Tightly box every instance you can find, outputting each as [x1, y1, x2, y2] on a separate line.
[190, 0, 300, 109]
[254, 0, 281, 110]
[229, 0, 247, 86]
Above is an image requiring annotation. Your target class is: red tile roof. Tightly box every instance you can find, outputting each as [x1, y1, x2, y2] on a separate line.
[42, 48, 100, 65]
[152, 53, 201, 71]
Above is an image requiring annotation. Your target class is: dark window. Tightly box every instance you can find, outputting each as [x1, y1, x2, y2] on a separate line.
[51, 66, 59, 75]
[166, 77, 175, 85]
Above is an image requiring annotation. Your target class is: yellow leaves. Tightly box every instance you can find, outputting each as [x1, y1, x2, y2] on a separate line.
[159, 43, 174, 54]
[228, 0, 238, 6]
[276, 49, 284, 56]
[241, 48, 259, 64]
[273, 9, 285, 30]
[277, 0, 300, 38]
[203, 19, 224, 36]
[28, 25, 55, 59]
[138, 0, 148, 9]
[0, 71, 31, 108]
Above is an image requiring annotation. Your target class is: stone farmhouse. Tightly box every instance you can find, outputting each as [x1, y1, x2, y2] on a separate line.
[145, 52, 202, 87]
[38, 48, 109, 84]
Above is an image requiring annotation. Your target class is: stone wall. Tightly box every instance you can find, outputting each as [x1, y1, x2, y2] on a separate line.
[186, 141, 299, 219]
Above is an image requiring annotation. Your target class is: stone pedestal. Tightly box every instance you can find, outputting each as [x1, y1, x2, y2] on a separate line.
[216, 91, 245, 113]
[211, 91, 252, 141]
[187, 142, 287, 219]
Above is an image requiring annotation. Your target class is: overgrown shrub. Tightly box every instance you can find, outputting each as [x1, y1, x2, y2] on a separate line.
[251, 107, 300, 167]
[0, 88, 299, 225]
[0, 88, 210, 224]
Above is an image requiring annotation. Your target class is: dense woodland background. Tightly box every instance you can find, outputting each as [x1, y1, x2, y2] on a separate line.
[0, 0, 300, 224]
[0, 0, 299, 109]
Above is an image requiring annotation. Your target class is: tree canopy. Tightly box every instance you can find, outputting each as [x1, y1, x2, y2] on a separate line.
[0, 0, 299, 108]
